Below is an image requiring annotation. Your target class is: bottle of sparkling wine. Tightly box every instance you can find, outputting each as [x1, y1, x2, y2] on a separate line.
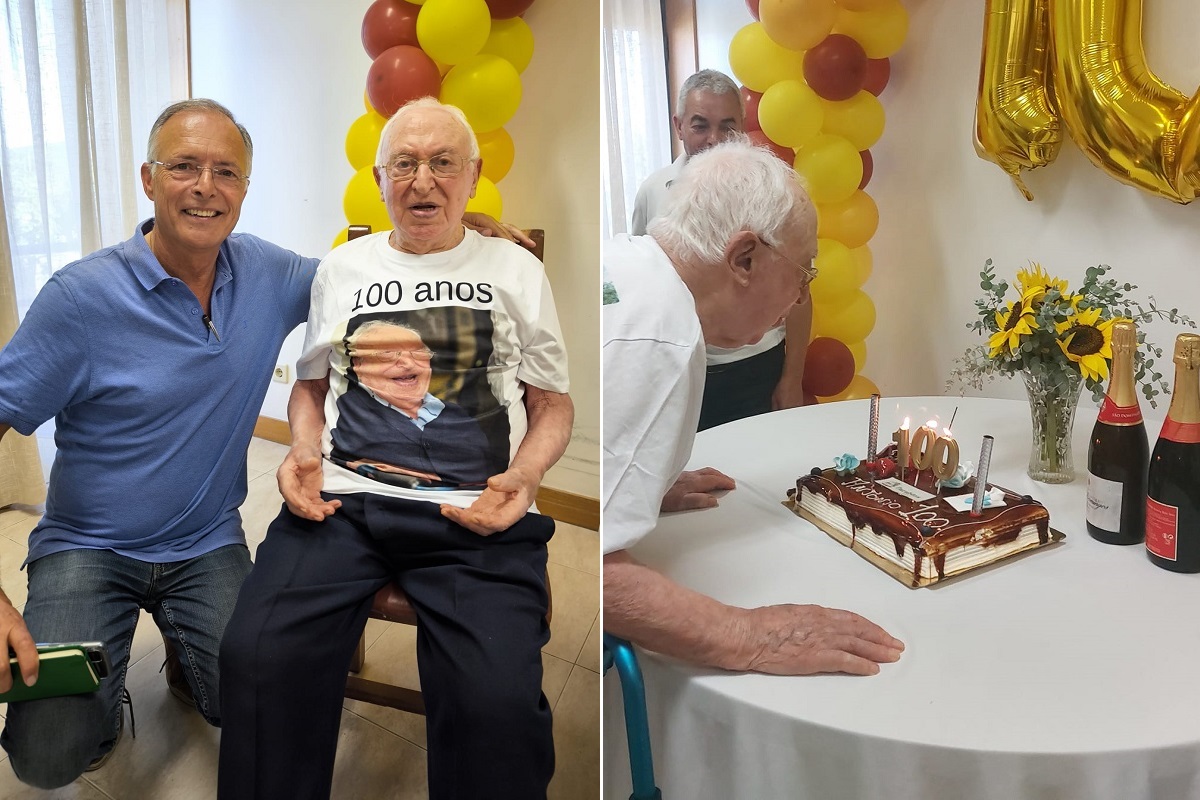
[1146, 333, 1200, 572]
[1087, 321, 1149, 544]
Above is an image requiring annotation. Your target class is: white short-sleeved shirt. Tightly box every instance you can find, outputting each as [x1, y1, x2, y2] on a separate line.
[299, 229, 569, 508]
[602, 235, 706, 553]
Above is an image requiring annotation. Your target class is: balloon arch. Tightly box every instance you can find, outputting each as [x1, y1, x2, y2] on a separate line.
[334, 0, 538, 248]
[731, 0, 907, 401]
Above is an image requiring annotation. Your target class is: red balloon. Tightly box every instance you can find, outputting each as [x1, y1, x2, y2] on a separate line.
[366, 45, 441, 118]
[361, 0, 421, 60]
[803, 34, 867, 101]
[802, 337, 856, 397]
[748, 130, 794, 166]
[863, 58, 891, 96]
[741, 87, 763, 132]
[746, 0, 761, 20]
[485, 0, 536, 19]
[859, 149, 873, 190]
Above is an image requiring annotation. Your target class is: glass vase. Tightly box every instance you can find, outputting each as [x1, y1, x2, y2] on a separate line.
[1021, 368, 1083, 484]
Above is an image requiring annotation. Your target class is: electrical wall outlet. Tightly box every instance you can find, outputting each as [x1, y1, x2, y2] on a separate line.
[272, 364, 290, 384]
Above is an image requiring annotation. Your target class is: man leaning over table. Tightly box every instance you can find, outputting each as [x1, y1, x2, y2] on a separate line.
[0, 97, 528, 790]
[603, 140, 904, 675]
[218, 97, 572, 800]
[633, 69, 813, 432]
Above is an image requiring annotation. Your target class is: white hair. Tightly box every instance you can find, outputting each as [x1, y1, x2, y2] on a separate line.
[647, 139, 809, 265]
[375, 97, 481, 166]
[676, 69, 744, 118]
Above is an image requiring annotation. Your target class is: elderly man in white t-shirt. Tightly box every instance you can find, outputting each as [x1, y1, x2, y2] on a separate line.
[604, 140, 903, 675]
[632, 69, 813, 431]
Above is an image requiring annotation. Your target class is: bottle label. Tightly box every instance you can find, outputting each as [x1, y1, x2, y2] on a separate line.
[1086, 472, 1123, 531]
[1097, 397, 1142, 426]
[1146, 497, 1179, 560]
[1159, 419, 1200, 444]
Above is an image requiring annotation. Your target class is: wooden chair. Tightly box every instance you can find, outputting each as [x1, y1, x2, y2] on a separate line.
[341, 223, 548, 715]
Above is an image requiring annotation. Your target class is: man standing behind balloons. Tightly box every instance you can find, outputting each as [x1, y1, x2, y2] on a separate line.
[632, 69, 813, 431]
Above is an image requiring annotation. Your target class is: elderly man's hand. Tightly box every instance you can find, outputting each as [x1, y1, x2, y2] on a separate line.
[660, 467, 736, 512]
[277, 442, 341, 522]
[461, 212, 536, 249]
[0, 595, 38, 692]
[440, 467, 538, 536]
[733, 604, 905, 676]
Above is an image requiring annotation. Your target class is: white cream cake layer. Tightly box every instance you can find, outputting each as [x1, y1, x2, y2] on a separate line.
[798, 486, 1046, 582]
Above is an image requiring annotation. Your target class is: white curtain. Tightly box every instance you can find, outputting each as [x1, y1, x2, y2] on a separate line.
[601, 0, 673, 238]
[0, 0, 180, 504]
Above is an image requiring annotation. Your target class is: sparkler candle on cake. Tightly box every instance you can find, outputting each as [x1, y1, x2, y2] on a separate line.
[866, 394, 880, 475]
[971, 435, 995, 516]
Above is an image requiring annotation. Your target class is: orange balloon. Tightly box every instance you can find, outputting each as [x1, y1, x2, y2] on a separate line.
[477, 128, 515, 183]
[850, 245, 873, 284]
[834, 0, 908, 60]
[820, 373, 880, 402]
[760, 0, 837, 52]
[817, 190, 878, 249]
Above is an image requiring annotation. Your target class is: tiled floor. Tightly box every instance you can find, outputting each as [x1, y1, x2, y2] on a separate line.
[0, 437, 600, 799]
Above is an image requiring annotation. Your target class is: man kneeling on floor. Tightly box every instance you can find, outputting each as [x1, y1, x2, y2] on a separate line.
[217, 97, 573, 800]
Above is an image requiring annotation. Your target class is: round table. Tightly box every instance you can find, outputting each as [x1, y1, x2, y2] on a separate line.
[603, 396, 1200, 800]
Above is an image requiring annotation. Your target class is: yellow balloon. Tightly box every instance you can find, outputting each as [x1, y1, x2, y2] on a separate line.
[477, 127, 515, 183]
[465, 175, 503, 219]
[760, 0, 837, 52]
[363, 89, 376, 115]
[728, 23, 806, 93]
[440, 55, 522, 134]
[833, 0, 908, 59]
[820, 373, 880, 402]
[846, 340, 868, 373]
[817, 190, 878, 249]
[809, 238, 860, 303]
[343, 166, 392, 233]
[345, 111, 388, 171]
[813, 289, 876, 343]
[480, 17, 534, 74]
[794, 134, 862, 204]
[820, 91, 885, 151]
[758, 80, 824, 148]
[416, 0, 491, 65]
[850, 244, 873, 285]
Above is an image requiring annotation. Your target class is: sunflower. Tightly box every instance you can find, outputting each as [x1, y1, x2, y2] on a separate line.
[988, 295, 1038, 357]
[1055, 307, 1117, 382]
[1017, 262, 1070, 304]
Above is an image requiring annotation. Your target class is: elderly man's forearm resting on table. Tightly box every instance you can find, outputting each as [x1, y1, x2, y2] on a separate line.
[603, 550, 905, 676]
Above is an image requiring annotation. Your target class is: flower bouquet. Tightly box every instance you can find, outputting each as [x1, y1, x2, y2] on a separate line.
[950, 260, 1194, 482]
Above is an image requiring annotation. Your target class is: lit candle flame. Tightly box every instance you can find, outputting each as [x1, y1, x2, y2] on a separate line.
[902, 417, 910, 430]
[926, 419, 938, 429]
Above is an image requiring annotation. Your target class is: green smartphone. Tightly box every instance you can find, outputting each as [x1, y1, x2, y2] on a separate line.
[1, 642, 110, 703]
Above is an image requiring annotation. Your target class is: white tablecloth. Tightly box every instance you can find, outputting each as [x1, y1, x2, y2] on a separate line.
[604, 396, 1200, 800]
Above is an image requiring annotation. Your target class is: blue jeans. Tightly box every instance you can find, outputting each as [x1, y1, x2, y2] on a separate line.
[0, 544, 251, 789]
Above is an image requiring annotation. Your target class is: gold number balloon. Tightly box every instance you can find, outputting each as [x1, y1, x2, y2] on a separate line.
[974, 0, 1061, 201]
[976, 0, 1200, 203]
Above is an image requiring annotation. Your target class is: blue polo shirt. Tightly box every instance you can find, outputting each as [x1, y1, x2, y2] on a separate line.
[0, 219, 317, 564]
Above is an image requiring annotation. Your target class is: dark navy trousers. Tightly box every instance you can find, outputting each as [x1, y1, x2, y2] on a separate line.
[217, 493, 554, 800]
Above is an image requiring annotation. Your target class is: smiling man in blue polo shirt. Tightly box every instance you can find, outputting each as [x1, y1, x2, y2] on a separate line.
[0, 99, 317, 788]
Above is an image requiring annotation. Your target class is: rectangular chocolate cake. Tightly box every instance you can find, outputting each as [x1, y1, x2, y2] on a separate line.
[786, 446, 1062, 588]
